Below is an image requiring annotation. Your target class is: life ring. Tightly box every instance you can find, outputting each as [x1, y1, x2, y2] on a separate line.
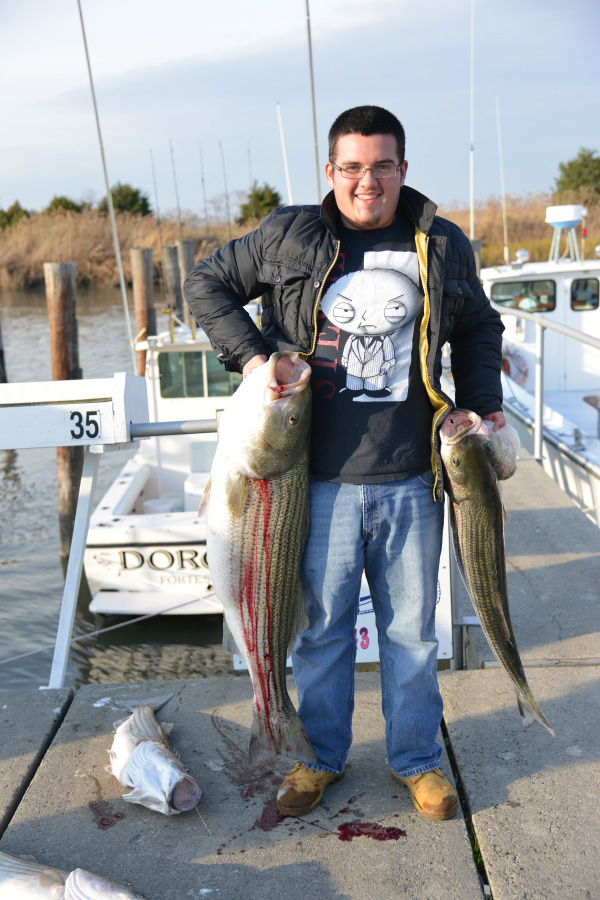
[501, 345, 529, 387]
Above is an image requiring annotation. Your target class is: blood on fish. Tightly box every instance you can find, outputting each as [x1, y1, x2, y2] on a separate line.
[238, 478, 280, 751]
[337, 820, 407, 842]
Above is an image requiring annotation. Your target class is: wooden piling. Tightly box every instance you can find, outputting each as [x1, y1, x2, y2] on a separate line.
[130, 248, 156, 376]
[176, 239, 195, 326]
[161, 245, 183, 318]
[0, 314, 7, 383]
[44, 262, 83, 558]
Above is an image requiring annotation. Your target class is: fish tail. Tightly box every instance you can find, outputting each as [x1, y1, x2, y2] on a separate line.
[517, 692, 556, 738]
[113, 692, 175, 714]
[249, 707, 316, 767]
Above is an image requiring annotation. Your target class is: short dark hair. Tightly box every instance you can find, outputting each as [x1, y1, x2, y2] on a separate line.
[328, 106, 405, 164]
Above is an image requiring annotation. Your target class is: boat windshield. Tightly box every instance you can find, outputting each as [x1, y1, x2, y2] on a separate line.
[491, 279, 556, 313]
[158, 350, 242, 398]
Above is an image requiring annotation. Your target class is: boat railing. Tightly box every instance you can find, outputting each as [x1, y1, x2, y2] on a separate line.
[492, 303, 600, 461]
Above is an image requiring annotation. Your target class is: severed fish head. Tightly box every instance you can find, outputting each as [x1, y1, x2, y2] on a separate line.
[220, 351, 312, 481]
[118, 740, 202, 816]
[440, 408, 520, 497]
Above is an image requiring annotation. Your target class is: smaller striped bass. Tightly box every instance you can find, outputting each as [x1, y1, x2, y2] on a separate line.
[105, 693, 202, 815]
[440, 409, 555, 736]
[0, 849, 147, 898]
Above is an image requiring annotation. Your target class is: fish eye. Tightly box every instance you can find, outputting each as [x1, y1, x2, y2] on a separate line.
[484, 441, 493, 452]
[288, 414, 299, 425]
[452, 457, 460, 466]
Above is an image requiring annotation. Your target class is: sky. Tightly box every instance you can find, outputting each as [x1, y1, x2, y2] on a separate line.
[1, 0, 599, 221]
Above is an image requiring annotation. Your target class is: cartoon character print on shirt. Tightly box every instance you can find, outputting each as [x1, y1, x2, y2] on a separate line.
[319, 250, 422, 402]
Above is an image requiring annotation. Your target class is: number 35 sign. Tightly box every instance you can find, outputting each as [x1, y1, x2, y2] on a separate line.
[0, 373, 148, 451]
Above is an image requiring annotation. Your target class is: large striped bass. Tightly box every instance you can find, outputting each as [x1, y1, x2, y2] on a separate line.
[440, 409, 554, 736]
[201, 352, 315, 766]
[0, 848, 147, 898]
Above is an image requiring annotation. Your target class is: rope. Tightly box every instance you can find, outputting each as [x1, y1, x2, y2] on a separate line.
[0, 597, 208, 667]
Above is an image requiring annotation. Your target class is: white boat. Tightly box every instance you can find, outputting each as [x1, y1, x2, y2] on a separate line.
[85, 320, 244, 616]
[480, 204, 600, 527]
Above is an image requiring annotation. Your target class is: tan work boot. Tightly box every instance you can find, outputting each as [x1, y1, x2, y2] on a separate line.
[393, 768, 458, 821]
[277, 762, 344, 816]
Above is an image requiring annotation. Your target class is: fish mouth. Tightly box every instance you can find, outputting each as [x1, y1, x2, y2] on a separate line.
[440, 410, 483, 444]
[265, 352, 311, 405]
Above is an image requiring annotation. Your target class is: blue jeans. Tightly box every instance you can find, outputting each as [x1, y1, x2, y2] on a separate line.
[292, 473, 445, 778]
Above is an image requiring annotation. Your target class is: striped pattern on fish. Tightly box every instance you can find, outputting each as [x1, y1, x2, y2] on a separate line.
[203, 352, 315, 766]
[440, 409, 554, 736]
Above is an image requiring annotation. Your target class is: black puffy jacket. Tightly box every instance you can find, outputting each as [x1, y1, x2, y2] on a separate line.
[184, 185, 504, 500]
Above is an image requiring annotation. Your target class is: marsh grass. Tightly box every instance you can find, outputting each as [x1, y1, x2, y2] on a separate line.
[0, 210, 252, 290]
[1, 192, 598, 290]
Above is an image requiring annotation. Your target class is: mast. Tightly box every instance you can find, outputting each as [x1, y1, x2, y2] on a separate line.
[469, 0, 475, 240]
[495, 97, 510, 265]
[76, 0, 136, 372]
[305, 0, 321, 201]
[276, 103, 293, 205]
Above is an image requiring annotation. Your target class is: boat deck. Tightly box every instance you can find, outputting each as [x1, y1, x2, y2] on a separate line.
[1, 459, 599, 900]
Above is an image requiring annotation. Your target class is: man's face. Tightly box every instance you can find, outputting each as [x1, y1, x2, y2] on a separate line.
[325, 132, 408, 231]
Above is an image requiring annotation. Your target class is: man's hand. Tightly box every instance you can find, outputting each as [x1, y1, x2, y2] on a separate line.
[242, 354, 269, 378]
[483, 411, 507, 431]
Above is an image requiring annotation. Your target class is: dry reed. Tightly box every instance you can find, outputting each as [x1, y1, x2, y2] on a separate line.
[1, 193, 598, 290]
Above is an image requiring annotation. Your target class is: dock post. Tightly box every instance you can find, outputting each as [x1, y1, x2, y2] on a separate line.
[161, 244, 183, 318]
[130, 247, 156, 376]
[0, 314, 7, 383]
[176, 239, 195, 326]
[44, 261, 83, 558]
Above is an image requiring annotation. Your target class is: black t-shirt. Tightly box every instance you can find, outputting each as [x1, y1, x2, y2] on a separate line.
[309, 215, 434, 482]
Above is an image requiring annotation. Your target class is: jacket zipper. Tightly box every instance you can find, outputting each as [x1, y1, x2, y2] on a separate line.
[298, 240, 341, 361]
[415, 228, 450, 501]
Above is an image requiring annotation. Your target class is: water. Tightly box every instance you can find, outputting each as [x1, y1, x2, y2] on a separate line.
[0, 287, 237, 691]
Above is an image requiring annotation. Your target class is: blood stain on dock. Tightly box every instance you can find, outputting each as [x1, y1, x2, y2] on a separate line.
[337, 820, 407, 842]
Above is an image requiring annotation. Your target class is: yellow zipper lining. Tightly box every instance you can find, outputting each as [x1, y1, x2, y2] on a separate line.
[298, 240, 341, 361]
[415, 227, 450, 499]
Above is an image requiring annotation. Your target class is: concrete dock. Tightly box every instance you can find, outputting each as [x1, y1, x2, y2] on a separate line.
[0, 458, 599, 899]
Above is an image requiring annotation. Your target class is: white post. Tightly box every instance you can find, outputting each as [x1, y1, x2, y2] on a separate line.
[47, 447, 100, 689]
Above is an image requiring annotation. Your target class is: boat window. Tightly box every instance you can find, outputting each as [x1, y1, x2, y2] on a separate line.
[158, 351, 205, 397]
[491, 280, 556, 313]
[571, 278, 599, 312]
[158, 351, 241, 398]
[206, 351, 242, 396]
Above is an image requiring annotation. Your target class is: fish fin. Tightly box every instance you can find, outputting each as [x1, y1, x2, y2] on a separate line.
[225, 470, 249, 517]
[114, 692, 175, 714]
[222, 617, 244, 657]
[104, 764, 113, 774]
[249, 706, 316, 767]
[161, 722, 174, 735]
[198, 475, 212, 515]
[517, 693, 556, 738]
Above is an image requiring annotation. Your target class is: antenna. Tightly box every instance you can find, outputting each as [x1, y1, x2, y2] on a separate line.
[198, 142, 209, 237]
[219, 141, 232, 241]
[248, 141, 255, 219]
[495, 98, 510, 265]
[76, 0, 136, 373]
[169, 138, 184, 240]
[305, 0, 321, 201]
[149, 149, 165, 255]
[276, 103, 293, 205]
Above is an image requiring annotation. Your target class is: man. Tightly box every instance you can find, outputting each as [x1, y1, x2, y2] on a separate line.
[184, 106, 504, 822]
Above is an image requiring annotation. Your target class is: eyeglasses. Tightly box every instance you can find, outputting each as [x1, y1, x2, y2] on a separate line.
[330, 161, 402, 180]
